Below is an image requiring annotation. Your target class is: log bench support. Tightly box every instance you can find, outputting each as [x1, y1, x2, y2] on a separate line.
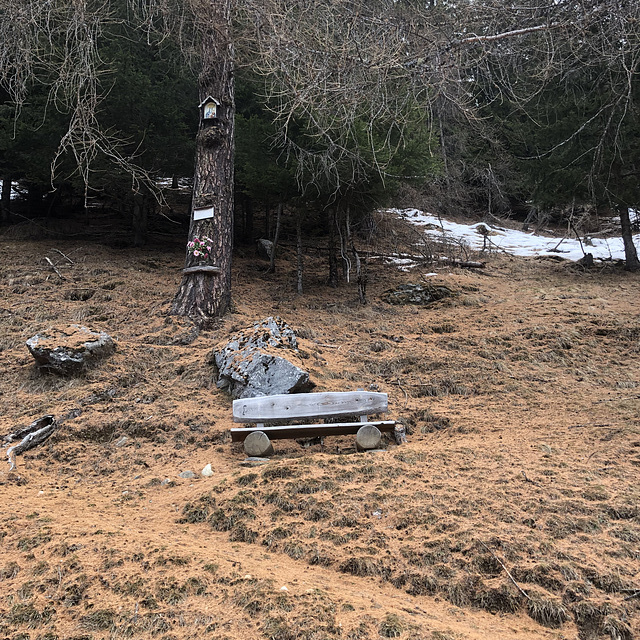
[231, 391, 397, 457]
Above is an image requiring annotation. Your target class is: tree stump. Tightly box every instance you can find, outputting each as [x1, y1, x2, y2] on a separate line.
[243, 431, 274, 457]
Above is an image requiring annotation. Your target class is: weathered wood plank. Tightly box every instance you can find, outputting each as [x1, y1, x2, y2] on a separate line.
[230, 420, 396, 442]
[232, 391, 388, 423]
[182, 265, 221, 275]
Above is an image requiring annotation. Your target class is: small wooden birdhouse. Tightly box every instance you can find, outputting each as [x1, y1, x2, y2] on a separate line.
[199, 96, 220, 121]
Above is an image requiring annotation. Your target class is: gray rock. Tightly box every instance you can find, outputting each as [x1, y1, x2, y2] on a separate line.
[382, 283, 457, 306]
[26, 325, 116, 375]
[256, 238, 274, 260]
[115, 436, 128, 447]
[243, 431, 274, 457]
[179, 470, 196, 479]
[212, 317, 313, 399]
[356, 424, 382, 451]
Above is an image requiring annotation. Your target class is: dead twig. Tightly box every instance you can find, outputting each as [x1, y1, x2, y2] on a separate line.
[521, 470, 540, 486]
[44, 256, 65, 280]
[393, 378, 409, 407]
[478, 541, 531, 601]
[51, 248, 74, 264]
[569, 423, 614, 429]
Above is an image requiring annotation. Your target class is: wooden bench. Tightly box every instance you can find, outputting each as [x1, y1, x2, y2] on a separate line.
[231, 391, 397, 456]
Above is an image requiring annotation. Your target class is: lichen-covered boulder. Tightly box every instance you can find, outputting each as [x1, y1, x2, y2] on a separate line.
[212, 316, 313, 399]
[26, 325, 116, 375]
[383, 283, 457, 306]
[256, 239, 273, 261]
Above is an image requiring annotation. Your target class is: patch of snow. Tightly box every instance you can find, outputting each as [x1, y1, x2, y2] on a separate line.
[386, 256, 418, 272]
[10, 182, 22, 200]
[391, 208, 638, 262]
[155, 177, 192, 189]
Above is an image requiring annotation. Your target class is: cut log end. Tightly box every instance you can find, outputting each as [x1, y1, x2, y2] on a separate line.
[356, 424, 382, 451]
[243, 431, 274, 457]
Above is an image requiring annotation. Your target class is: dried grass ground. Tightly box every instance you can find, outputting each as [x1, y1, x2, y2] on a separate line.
[0, 219, 639, 640]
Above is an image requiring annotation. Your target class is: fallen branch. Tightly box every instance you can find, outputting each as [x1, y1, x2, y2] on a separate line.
[44, 256, 65, 280]
[51, 248, 74, 264]
[368, 252, 486, 269]
[478, 541, 531, 601]
[439, 258, 486, 269]
[569, 423, 614, 429]
[3, 415, 57, 471]
[521, 470, 540, 486]
[313, 342, 341, 349]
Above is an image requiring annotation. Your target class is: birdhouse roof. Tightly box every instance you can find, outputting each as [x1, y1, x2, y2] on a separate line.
[199, 96, 220, 108]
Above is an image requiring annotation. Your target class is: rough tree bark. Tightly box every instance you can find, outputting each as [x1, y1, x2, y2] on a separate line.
[268, 202, 283, 274]
[327, 207, 339, 288]
[619, 208, 640, 272]
[171, 0, 234, 321]
[296, 213, 304, 294]
[1, 177, 10, 224]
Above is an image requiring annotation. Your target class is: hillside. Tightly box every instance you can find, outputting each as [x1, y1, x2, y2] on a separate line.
[1, 219, 639, 640]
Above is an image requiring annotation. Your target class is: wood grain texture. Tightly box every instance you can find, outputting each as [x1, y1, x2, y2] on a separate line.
[230, 420, 396, 442]
[232, 391, 388, 423]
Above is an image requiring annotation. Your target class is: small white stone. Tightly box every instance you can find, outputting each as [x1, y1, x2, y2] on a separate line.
[201, 463, 214, 477]
[38, 490, 45, 496]
[243, 574, 253, 580]
[280, 586, 288, 592]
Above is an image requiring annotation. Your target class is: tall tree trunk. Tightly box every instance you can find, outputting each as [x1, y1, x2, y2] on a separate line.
[296, 213, 304, 294]
[268, 202, 282, 273]
[352, 243, 367, 305]
[327, 207, 339, 288]
[1, 178, 11, 225]
[265, 200, 271, 239]
[620, 207, 640, 271]
[132, 192, 148, 247]
[341, 204, 352, 283]
[171, 0, 234, 320]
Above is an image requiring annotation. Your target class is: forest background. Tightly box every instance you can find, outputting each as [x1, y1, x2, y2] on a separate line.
[1, 0, 639, 302]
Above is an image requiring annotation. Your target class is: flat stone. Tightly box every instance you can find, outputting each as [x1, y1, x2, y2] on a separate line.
[26, 325, 116, 375]
[382, 283, 457, 306]
[178, 470, 196, 479]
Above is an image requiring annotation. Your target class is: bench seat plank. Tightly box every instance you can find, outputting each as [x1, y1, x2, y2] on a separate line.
[233, 391, 388, 423]
[230, 420, 396, 442]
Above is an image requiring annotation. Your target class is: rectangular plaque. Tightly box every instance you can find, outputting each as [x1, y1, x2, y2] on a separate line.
[193, 206, 214, 221]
